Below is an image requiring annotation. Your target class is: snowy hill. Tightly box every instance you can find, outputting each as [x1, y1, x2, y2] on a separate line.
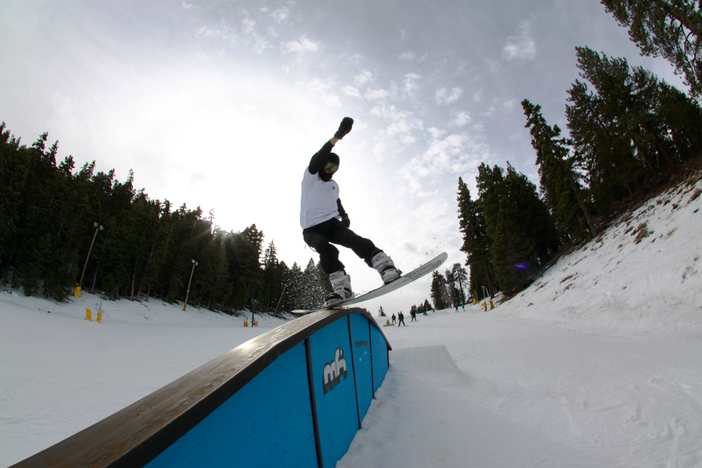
[504, 171, 702, 335]
[2, 170, 702, 467]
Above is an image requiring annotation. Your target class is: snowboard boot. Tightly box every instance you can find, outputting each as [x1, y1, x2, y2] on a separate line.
[325, 270, 354, 307]
[371, 252, 401, 284]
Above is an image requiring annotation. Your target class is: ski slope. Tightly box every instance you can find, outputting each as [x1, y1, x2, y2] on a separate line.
[2, 171, 702, 467]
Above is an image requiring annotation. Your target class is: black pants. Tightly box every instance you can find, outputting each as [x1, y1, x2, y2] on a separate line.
[303, 218, 381, 274]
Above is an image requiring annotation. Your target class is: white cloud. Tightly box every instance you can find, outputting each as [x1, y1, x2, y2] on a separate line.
[399, 51, 415, 60]
[502, 99, 518, 112]
[242, 17, 256, 34]
[283, 35, 319, 57]
[307, 78, 341, 107]
[354, 69, 374, 86]
[270, 7, 290, 23]
[452, 111, 472, 127]
[435, 87, 463, 105]
[342, 85, 361, 98]
[370, 103, 406, 121]
[386, 119, 420, 145]
[252, 36, 271, 54]
[364, 88, 393, 101]
[502, 20, 536, 61]
[235, 15, 273, 54]
[196, 24, 235, 42]
[403, 73, 421, 96]
[369, 103, 423, 151]
[399, 128, 490, 194]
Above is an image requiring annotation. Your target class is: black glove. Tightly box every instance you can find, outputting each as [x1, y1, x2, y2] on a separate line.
[341, 213, 351, 228]
[334, 117, 354, 139]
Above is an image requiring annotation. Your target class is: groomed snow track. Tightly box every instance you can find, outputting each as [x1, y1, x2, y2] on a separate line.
[11, 307, 391, 468]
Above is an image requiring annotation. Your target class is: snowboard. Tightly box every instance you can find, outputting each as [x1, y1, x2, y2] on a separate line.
[290, 252, 447, 314]
[335, 252, 447, 307]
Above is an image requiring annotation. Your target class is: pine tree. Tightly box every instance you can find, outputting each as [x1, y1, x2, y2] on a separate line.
[522, 99, 598, 240]
[225, 224, 264, 309]
[650, 77, 702, 160]
[566, 49, 652, 212]
[601, 0, 702, 98]
[567, 46, 702, 214]
[199, 227, 232, 311]
[457, 177, 496, 297]
[430, 270, 449, 310]
[477, 163, 560, 295]
[297, 259, 328, 310]
[451, 263, 468, 305]
[282, 262, 304, 310]
[444, 269, 461, 308]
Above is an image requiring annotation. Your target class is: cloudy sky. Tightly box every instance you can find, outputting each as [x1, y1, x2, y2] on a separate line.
[0, 0, 686, 312]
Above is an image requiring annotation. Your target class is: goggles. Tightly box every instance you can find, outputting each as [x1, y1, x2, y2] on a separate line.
[324, 161, 339, 174]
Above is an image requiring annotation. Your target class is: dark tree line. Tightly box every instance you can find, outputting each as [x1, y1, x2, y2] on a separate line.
[458, 163, 560, 297]
[458, 1, 702, 299]
[0, 124, 329, 313]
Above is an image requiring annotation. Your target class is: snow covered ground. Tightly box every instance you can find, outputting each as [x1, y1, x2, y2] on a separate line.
[2, 172, 702, 467]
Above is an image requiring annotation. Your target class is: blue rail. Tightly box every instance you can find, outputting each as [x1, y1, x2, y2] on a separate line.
[12, 308, 391, 468]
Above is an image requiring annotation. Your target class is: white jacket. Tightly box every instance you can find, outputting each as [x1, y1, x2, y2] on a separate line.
[300, 168, 340, 229]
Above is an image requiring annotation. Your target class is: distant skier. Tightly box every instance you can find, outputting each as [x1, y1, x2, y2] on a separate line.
[392, 313, 396, 325]
[410, 310, 417, 321]
[301, 117, 400, 306]
[397, 311, 406, 326]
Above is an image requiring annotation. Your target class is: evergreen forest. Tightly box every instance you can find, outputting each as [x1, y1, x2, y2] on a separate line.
[0, 125, 331, 313]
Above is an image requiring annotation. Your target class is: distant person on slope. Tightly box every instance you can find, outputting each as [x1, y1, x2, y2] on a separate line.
[300, 117, 400, 306]
[397, 311, 406, 326]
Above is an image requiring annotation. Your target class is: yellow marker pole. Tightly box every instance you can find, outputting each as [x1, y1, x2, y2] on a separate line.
[74, 285, 81, 297]
[86, 309, 92, 321]
[97, 312, 103, 323]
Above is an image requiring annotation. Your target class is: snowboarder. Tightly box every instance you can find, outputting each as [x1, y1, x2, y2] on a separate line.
[301, 117, 400, 306]
[397, 311, 406, 326]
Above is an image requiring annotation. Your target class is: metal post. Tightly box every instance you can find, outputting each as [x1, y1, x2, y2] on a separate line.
[274, 285, 286, 317]
[79, 222, 103, 288]
[251, 299, 258, 326]
[183, 259, 198, 311]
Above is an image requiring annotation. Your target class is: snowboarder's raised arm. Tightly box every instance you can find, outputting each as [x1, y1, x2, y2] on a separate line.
[308, 117, 353, 174]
